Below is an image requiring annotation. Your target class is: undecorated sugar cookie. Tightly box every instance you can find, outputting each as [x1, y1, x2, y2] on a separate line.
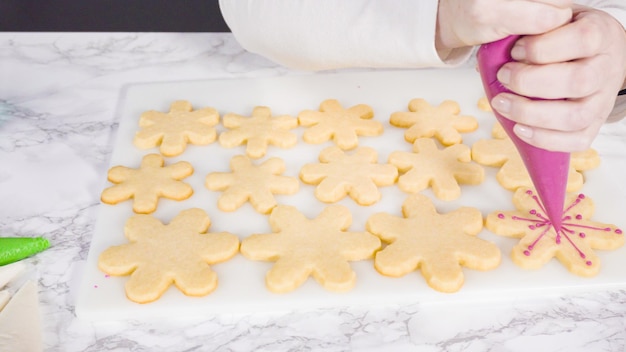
[471, 123, 600, 192]
[101, 153, 193, 214]
[389, 138, 484, 201]
[134, 100, 219, 156]
[390, 98, 478, 145]
[366, 194, 501, 293]
[219, 106, 298, 158]
[299, 146, 398, 205]
[98, 208, 240, 303]
[240, 205, 381, 293]
[205, 155, 299, 214]
[298, 99, 383, 150]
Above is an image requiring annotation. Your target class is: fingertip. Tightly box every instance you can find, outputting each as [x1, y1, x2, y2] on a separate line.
[491, 95, 511, 114]
[513, 123, 534, 140]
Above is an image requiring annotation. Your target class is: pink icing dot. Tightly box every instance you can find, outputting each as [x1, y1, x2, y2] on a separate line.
[524, 250, 531, 256]
[529, 225, 535, 230]
[530, 209, 537, 215]
[526, 190, 533, 195]
[586, 261, 592, 266]
[579, 232, 586, 238]
[616, 229, 623, 235]
[578, 194, 586, 199]
[575, 214, 583, 220]
[528, 245, 534, 251]
[498, 213, 505, 219]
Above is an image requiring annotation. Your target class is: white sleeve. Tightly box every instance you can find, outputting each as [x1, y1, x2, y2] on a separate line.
[218, 0, 472, 71]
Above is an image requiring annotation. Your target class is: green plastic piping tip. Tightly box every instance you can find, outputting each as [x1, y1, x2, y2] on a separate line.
[0, 237, 50, 266]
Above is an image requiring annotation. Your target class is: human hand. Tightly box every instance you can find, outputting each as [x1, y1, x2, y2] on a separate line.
[436, 0, 573, 50]
[489, 6, 626, 152]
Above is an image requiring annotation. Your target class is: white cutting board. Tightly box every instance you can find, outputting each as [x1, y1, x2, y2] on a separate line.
[75, 69, 626, 321]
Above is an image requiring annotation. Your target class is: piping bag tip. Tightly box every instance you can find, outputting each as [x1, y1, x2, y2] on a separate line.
[477, 35, 569, 231]
[0, 237, 50, 266]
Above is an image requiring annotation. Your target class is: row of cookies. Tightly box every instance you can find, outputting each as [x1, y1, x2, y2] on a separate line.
[134, 98, 480, 157]
[98, 192, 506, 303]
[100, 142, 481, 215]
[133, 98, 602, 198]
[102, 140, 601, 217]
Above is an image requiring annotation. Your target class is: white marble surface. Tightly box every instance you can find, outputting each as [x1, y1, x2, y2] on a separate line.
[1, 32, 625, 352]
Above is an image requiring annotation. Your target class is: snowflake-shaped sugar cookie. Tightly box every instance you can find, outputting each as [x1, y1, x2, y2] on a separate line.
[101, 153, 193, 214]
[219, 106, 298, 158]
[205, 155, 299, 214]
[299, 146, 398, 205]
[298, 99, 383, 150]
[366, 194, 501, 292]
[134, 100, 219, 156]
[389, 98, 478, 145]
[485, 188, 624, 276]
[388, 138, 484, 201]
[98, 208, 240, 303]
[471, 123, 600, 192]
[240, 205, 381, 293]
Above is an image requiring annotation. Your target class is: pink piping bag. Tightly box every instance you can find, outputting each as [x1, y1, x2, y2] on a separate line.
[477, 35, 570, 231]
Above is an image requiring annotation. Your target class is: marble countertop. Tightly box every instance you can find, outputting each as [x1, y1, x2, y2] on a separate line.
[1, 32, 625, 352]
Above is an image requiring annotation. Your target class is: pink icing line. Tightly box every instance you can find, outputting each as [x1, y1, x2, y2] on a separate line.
[514, 191, 593, 266]
[503, 190, 622, 266]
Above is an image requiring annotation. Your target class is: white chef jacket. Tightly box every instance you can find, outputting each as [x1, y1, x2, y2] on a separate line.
[219, 0, 626, 119]
[219, 0, 626, 69]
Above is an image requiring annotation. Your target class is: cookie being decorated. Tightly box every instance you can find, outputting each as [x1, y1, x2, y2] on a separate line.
[299, 146, 398, 205]
[98, 208, 240, 303]
[390, 98, 478, 145]
[101, 153, 193, 214]
[366, 194, 501, 292]
[205, 155, 299, 214]
[240, 205, 381, 293]
[389, 138, 484, 201]
[298, 99, 383, 150]
[134, 100, 219, 156]
[485, 188, 624, 276]
[219, 106, 298, 158]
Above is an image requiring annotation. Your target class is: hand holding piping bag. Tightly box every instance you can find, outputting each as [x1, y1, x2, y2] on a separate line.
[475, 3, 626, 230]
[484, 5, 626, 152]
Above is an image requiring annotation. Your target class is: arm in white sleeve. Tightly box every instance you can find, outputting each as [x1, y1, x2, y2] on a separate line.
[218, 0, 472, 71]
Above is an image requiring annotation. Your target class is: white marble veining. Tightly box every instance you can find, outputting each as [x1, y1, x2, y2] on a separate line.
[0, 32, 625, 352]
